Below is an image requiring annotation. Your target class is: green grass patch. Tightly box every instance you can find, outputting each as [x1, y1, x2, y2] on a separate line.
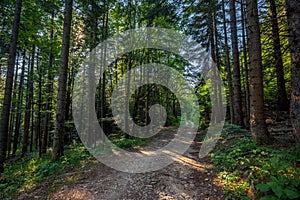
[0, 144, 92, 199]
[109, 134, 148, 149]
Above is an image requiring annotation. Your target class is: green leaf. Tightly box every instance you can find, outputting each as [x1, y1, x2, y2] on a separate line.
[256, 183, 270, 192]
[267, 182, 283, 198]
[284, 188, 300, 199]
[260, 195, 279, 200]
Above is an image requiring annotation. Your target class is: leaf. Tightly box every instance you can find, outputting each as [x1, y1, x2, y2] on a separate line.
[260, 195, 279, 200]
[267, 182, 283, 198]
[284, 188, 300, 199]
[256, 183, 270, 192]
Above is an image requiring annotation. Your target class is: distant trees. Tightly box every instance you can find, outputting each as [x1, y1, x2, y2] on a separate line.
[0, 0, 299, 173]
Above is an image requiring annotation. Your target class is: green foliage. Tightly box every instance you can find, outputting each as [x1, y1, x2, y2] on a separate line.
[0, 144, 92, 199]
[256, 176, 300, 199]
[210, 123, 300, 199]
[255, 155, 300, 199]
[0, 135, 146, 199]
[109, 134, 148, 149]
[114, 137, 147, 148]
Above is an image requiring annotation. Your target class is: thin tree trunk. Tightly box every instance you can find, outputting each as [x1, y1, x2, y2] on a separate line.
[285, 0, 300, 144]
[34, 51, 41, 152]
[53, 0, 73, 161]
[241, 0, 250, 128]
[21, 45, 35, 157]
[246, 0, 271, 144]
[229, 0, 244, 127]
[208, 1, 219, 123]
[222, 0, 234, 124]
[30, 100, 34, 152]
[41, 12, 55, 155]
[12, 50, 26, 157]
[7, 54, 20, 157]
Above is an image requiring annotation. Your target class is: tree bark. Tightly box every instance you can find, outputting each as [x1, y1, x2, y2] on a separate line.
[7, 54, 20, 157]
[246, 0, 271, 144]
[241, 0, 250, 128]
[53, 0, 73, 161]
[12, 50, 26, 157]
[21, 45, 35, 157]
[41, 11, 55, 155]
[222, 0, 234, 124]
[269, 0, 288, 111]
[229, 0, 244, 127]
[0, 0, 22, 173]
[285, 0, 300, 144]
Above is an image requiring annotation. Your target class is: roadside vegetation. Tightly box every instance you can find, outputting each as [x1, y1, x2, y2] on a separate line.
[211, 123, 300, 199]
[0, 136, 147, 199]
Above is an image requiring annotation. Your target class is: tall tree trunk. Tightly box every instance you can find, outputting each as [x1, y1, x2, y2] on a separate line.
[246, 0, 271, 144]
[30, 100, 34, 152]
[229, 0, 244, 127]
[41, 12, 55, 155]
[285, 0, 300, 144]
[269, 0, 288, 111]
[53, 0, 73, 161]
[21, 46, 35, 157]
[36, 49, 42, 152]
[207, 0, 221, 123]
[241, 0, 250, 128]
[0, 0, 22, 173]
[222, 0, 234, 124]
[7, 54, 20, 157]
[12, 50, 26, 157]
[213, 8, 224, 122]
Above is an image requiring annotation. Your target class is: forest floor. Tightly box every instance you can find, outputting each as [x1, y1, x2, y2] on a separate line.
[19, 127, 226, 200]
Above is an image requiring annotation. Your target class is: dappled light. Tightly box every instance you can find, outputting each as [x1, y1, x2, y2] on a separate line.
[0, 0, 299, 199]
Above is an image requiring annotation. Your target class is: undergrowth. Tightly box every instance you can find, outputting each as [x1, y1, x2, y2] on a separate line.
[0, 136, 147, 199]
[210, 123, 300, 200]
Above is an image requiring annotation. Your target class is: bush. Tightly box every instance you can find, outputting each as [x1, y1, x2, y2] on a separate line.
[210, 123, 300, 199]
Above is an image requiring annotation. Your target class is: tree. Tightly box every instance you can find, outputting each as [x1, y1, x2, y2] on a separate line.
[285, 0, 300, 144]
[229, 0, 244, 127]
[269, 0, 288, 111]
[53, 0, 73, 161]
[222, 0, 234, 124]
[0, 0, 22, 173]
[246, 0, 271, 144]
[21, 45, 35, 157]
[12, 49, 26, 157]
[241, 0, 250, 128]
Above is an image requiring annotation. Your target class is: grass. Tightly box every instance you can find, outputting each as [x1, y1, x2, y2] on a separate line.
[210, 123, 300, 200]
[0, 144, 92, 199]
[109, 134, 148, 149]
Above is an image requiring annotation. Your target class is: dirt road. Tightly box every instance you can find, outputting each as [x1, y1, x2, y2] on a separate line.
[49, 127, 225, 200]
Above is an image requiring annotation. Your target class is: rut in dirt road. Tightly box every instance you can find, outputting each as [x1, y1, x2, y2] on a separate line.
[50, 127, 225, 200]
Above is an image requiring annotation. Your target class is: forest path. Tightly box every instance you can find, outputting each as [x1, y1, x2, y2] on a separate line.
[49, 127, 225, 200]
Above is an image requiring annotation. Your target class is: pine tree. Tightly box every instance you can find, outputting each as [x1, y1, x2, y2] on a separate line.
[0, 0, 22, 173]
[286, 0, 300, 144]
[246, 0, 271, 144]
[53, 0, 73, 161]
[229, 0, 244, 127]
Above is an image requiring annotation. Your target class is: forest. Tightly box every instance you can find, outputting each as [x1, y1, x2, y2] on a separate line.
[0, 0, 300, 199]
